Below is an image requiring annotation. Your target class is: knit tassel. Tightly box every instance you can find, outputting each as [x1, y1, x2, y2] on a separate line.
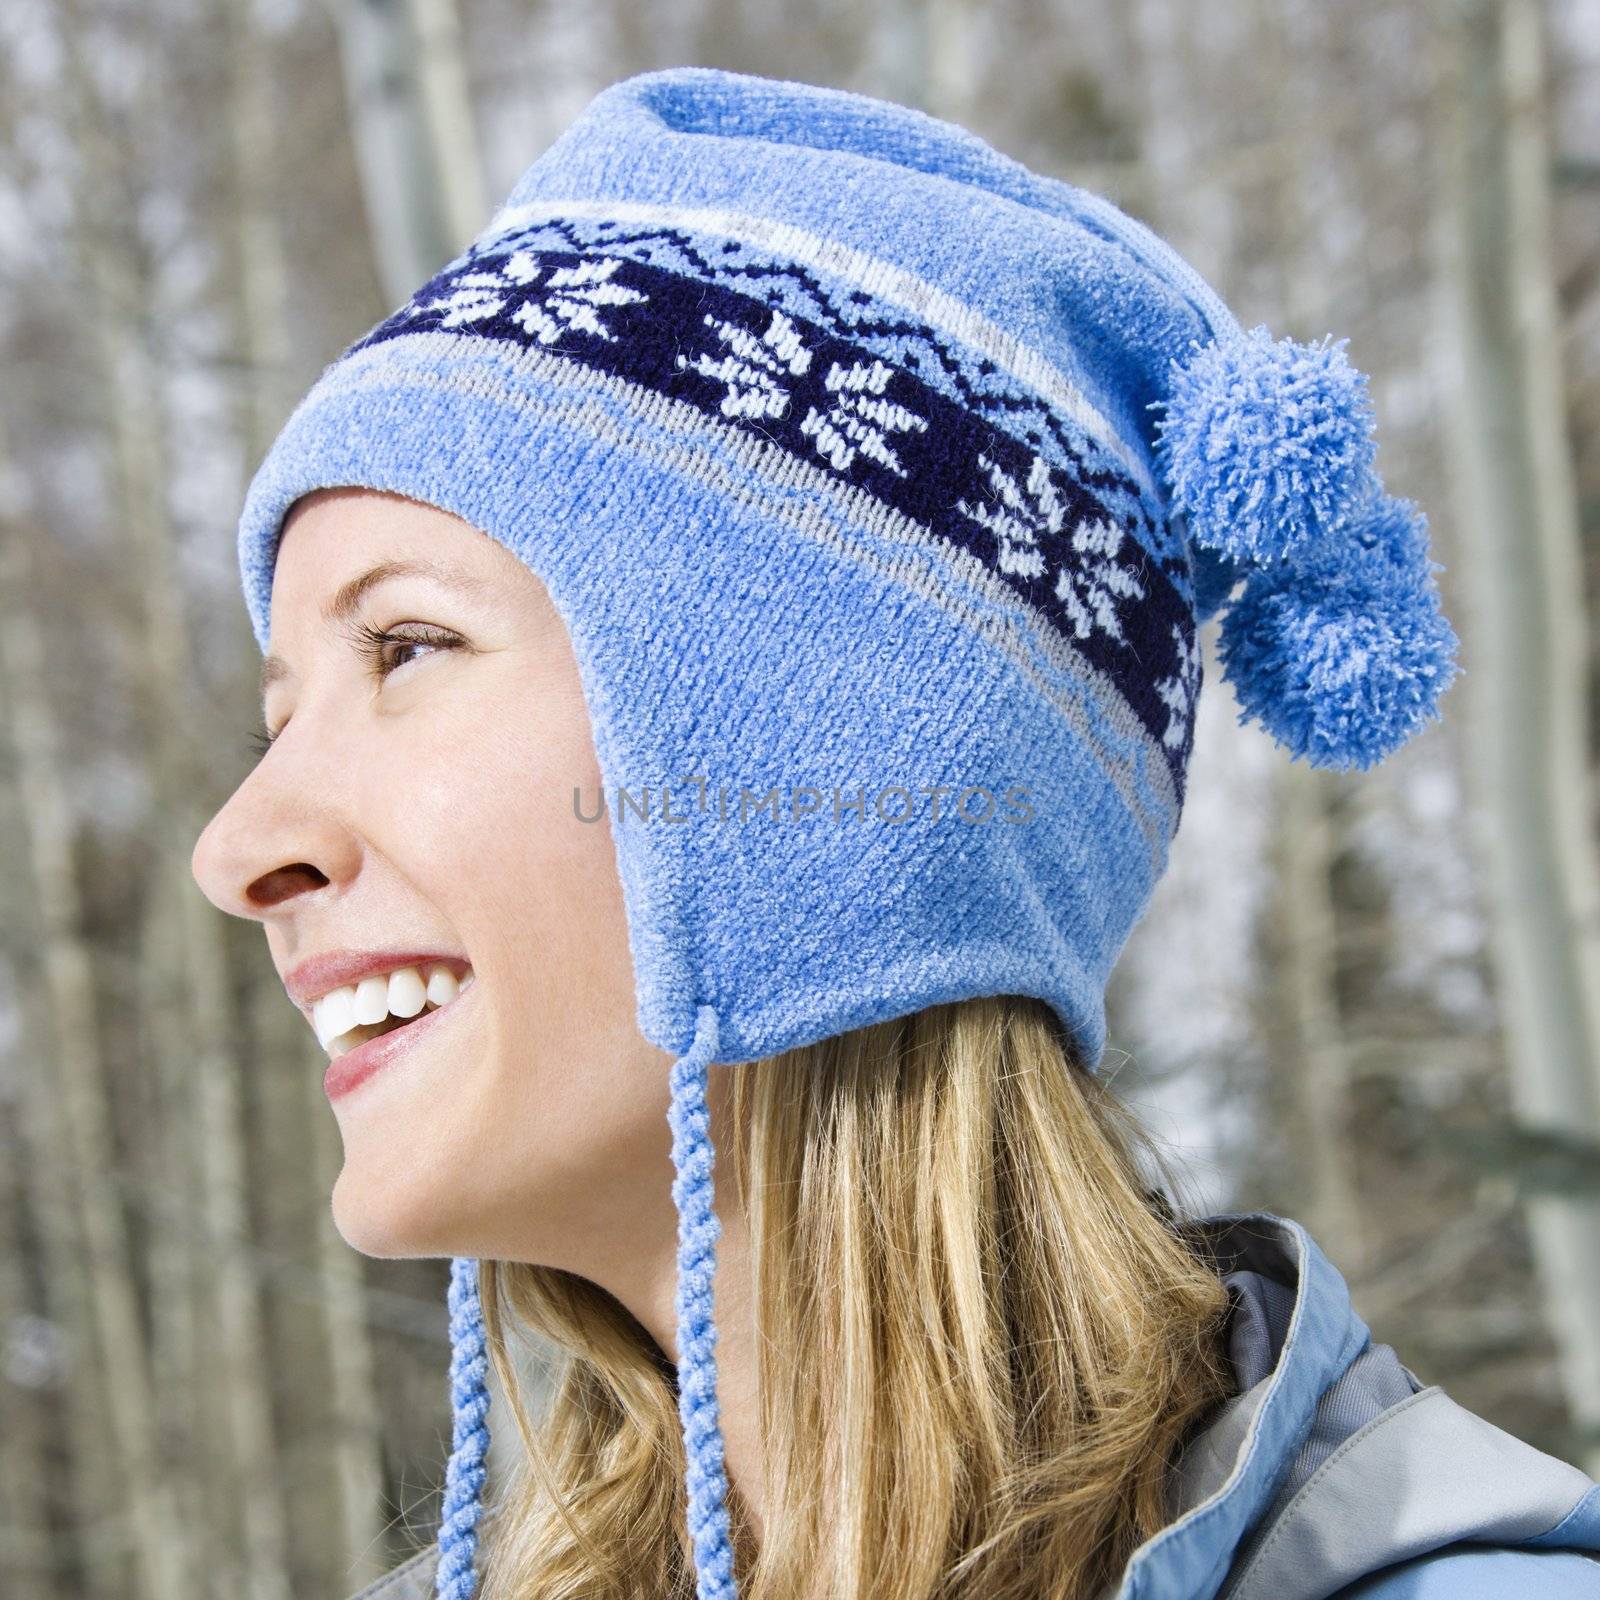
[1148, 324, 1461, 767]
[668, 1004, 740, 1600]
[437, 1256, 491, 1598]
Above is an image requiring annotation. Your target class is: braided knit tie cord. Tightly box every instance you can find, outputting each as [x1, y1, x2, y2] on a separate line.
[668, 1004, 740, 1600]
[437, 1255, 491, 1598]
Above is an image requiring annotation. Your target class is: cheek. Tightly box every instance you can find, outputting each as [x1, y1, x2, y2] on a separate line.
[393, 681, 636, 1017]
[389, 682, 615, 927]
[474, 711, 625, 966]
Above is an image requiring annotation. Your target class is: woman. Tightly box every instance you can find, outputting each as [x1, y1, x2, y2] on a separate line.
[190, 67, 1600, 1600]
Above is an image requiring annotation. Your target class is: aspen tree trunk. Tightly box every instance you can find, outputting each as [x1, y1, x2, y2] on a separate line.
[0, 520, 187, 1600]
[1433, 0, 1600, 1475]
[0, 407, 65, 1600]
[1266, 775, 1369, 1267]
[137, 866, 213, 1582]
[333, 0, 487, 310]
[53, 3, 294, 1589]
[1130, 0, 1229, 290]
[1254, 0, 1368, 1278]
[0, 1027, 56, 1597]
[0, 49, 133, 1600]
[923, 0, 979, 123]
[0, 743, 112, 1600]
[220, 0, 295, 463]
[872, 0, 979, 121]
[863, 0, 929, 112]
[0, 81, 70, 1593]
[406, 0, 489, 248]
[521, 0, 616, 155]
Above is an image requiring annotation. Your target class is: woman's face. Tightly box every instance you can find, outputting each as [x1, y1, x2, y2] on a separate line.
[191, 486, 680, 1272]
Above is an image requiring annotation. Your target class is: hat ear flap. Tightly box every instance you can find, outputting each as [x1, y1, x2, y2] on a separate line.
[1149, 323, 1380, 568]
[1215, 489, 1463, 770]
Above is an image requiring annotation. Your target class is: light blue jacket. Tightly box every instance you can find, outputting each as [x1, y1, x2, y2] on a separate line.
[347, 1211, 1600, 1599]
[1112, 1211, 1600, 1598]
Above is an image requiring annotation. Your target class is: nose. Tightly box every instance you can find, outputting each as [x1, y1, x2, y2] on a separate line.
[190, 750, 358, 922]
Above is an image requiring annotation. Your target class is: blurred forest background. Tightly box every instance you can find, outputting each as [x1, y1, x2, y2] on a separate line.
[2, 0, 1599, 1595]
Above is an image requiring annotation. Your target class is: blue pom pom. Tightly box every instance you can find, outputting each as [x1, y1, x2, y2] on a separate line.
[1150, 324, 1381, 568]
[1215, 490, 1462, 770]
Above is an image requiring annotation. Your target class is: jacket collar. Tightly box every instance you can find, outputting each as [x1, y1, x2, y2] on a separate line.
[1110, 1210, 1372, 1600]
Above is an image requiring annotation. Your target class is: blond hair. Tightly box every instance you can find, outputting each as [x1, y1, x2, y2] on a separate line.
[471, 994, 1235, 1599]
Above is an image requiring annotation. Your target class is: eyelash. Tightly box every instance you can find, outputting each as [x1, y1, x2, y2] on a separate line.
[246, 621, 463, 759]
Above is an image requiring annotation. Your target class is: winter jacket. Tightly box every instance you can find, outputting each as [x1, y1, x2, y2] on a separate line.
[344, 1211, 1600, 1599]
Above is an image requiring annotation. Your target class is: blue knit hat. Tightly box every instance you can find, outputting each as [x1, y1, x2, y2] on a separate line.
[236, 66, 1459, 1599]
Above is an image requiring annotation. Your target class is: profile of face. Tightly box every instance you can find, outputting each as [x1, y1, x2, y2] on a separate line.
[191, 487, 681, 1275]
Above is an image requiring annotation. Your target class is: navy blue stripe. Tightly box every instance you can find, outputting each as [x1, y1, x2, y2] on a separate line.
[351, 245, 1198, 799]
[500, 214, 1162, 526]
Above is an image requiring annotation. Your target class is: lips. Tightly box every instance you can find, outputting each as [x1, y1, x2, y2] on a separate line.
[323, 973, 480, 1101]
[285, 949, 474, 1012]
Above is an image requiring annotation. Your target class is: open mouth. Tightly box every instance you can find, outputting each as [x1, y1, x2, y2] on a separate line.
[322, 975, 480, 1101]
[313, 964, 476, 1059]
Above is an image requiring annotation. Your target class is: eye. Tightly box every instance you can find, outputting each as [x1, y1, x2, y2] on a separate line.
[348, 619, 463, 682]
[246, 622, 464, 761]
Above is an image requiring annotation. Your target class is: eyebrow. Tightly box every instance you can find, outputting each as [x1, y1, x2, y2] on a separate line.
[258, 557, 491, 699]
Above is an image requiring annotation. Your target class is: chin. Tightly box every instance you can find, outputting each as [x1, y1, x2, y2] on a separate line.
[329, 1165, 469, 1260]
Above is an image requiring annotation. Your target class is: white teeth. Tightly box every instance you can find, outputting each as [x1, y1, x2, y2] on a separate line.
[388, 967, 428, 1019]
[317, 986, 357, 1046]
[311, 963, 473, 1052]
[353, 974, 390, 1026]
